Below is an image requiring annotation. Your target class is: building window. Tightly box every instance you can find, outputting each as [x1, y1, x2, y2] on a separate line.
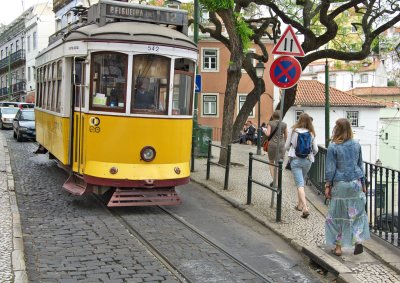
[329, 74, 336, 88]
[67, 13, 72, 24]
[16, 40, 19, 51]
[10, 43, 13, 53]
[202, 49, 218, 71]
[385, 132, 388, 140]
[202, 94, 217, 116]
[360, 74, 368, 83]
[238, 94, 254, 117]
[33, 32, 37, 50]
[28, 67, 31, 82]
[346, 111, 359, 127]
[295, 110, 304, 121]
[1, 50, 3, 59]
[56, 19, 61, 31]
[27, 36, 31, 52]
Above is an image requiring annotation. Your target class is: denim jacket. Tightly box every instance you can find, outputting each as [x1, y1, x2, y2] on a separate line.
[325, 139, 365, 183]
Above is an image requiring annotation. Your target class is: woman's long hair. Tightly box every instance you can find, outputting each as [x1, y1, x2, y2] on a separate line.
[292, 113, 316, 136]
[332, 118, 353, 144]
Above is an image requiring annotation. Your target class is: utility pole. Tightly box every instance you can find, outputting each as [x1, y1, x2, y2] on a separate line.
[325, 57, 330, 148]
[193, 0, 199, 129]
[8, 50, 11, 100]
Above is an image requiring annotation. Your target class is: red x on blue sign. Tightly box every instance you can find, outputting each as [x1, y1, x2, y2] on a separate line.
[269, 56, 302, 89]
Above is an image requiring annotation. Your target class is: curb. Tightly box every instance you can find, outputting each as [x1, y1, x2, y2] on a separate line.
[3, 139, 28, 283]
[190, 177, 360, 283]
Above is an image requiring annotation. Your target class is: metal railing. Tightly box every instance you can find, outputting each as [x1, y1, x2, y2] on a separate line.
[206, 140, 231, 190]
[308, 146, 399, 247]
[0, 49, 25, 70]
[308, 146, 327, 195]
[364, 162, 399, 247]
[247, 153, 283, 222]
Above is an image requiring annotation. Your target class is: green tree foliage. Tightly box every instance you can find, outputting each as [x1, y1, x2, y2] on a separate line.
[192, 0, 400, 161]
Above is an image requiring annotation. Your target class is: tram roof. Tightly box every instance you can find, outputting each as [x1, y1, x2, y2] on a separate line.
[65, 21, 197, 50]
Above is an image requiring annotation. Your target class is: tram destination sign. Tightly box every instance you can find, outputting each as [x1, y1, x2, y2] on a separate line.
[105, 4, 185, 25]
[87, 1, 188, 32]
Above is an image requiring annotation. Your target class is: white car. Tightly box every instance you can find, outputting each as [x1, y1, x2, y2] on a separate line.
[0, 107, 19, 129]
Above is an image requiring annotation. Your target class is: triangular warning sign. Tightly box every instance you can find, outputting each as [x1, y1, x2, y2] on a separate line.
[272, 25, 305, 57]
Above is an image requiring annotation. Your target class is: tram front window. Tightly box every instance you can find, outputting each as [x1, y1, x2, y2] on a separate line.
[131, 55, 169, 113]
[90, 52, 127, 111]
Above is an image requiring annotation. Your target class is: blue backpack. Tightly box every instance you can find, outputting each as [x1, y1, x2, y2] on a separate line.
[295, 131, 312, 158]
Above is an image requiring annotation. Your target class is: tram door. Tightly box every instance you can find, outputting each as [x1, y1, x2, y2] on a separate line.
[72, 59, 86, 174]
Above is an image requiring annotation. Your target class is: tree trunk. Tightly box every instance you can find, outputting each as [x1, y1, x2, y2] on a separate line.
[217, 10, 244, 165]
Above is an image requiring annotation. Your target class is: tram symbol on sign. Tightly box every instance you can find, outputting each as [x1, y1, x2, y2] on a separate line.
[272, 25, 305, 57]
[269, 56, 302, 89]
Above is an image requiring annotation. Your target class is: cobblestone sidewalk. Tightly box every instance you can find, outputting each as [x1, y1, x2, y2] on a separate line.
[190, 143, 400, 283]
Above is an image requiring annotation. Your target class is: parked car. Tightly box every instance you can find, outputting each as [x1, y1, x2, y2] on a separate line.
[0, 107, 19, 129]
[12, 109, 36, 142]
[0, 101, 34, 109]
[376, 212, 399, 233]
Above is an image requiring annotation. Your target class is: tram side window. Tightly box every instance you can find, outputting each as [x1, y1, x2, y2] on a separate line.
[131, 55, 170, 114]
[47, 64, 52, 109]
[74, 60, 85, 108]
[36, 69, 41, 107]
[56, 61, 62, 112]
[90, 52, 127, 111]
[51, 62, 57, 111]
[172, 58, 195, 116]
[43, 66, 47, 109]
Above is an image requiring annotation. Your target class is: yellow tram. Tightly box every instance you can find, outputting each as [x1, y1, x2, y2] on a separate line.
[34, 1, 197, 206]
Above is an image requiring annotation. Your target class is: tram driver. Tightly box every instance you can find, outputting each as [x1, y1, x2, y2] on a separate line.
[134, 78, 155, 109]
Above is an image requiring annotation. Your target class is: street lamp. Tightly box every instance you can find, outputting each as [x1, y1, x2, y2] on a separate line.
[255, 60, 265, 155]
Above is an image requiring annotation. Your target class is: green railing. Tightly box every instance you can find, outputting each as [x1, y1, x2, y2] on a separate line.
[308, 146, 327, 195]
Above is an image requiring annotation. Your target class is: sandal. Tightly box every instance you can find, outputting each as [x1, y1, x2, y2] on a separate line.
[354, 244, 363, 255]
[331, 248, 342, 256]
[301, 211, 310, 218]
[294, 205, 302, 211]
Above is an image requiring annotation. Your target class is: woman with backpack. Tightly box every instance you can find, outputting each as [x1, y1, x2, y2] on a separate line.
[285, 113, 318, 218]
[324, 118, 369, 256]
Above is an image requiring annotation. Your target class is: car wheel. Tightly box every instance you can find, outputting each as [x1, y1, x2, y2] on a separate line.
[13, 131, 16, 139]
[17, 131, 23, 142]
[0, 122, 3, 130]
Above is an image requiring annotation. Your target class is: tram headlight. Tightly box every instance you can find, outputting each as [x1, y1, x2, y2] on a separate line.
[140, 146, 156, 162]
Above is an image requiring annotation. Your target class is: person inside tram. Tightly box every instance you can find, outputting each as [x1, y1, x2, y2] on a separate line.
[134, 78, 155, 109]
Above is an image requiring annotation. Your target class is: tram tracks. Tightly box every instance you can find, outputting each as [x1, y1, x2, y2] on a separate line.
[95, 195, 273, 283]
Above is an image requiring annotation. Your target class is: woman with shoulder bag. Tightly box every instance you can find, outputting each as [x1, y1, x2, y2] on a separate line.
[264, 110, 287, 187]
[325, 118, 370, 256]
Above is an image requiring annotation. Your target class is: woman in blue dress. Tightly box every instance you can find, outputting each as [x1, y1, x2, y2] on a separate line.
[325, 118, 370, 256]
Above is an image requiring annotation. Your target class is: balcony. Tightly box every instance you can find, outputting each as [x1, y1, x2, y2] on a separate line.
[0, 49, 26, 73]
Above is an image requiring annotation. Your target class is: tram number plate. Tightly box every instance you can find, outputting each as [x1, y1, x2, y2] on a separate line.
[147, 45, 160, 52]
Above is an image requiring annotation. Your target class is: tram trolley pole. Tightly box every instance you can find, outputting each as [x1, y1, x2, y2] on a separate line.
[247, 153, 283, 222]
[206, 141, 231, 190]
